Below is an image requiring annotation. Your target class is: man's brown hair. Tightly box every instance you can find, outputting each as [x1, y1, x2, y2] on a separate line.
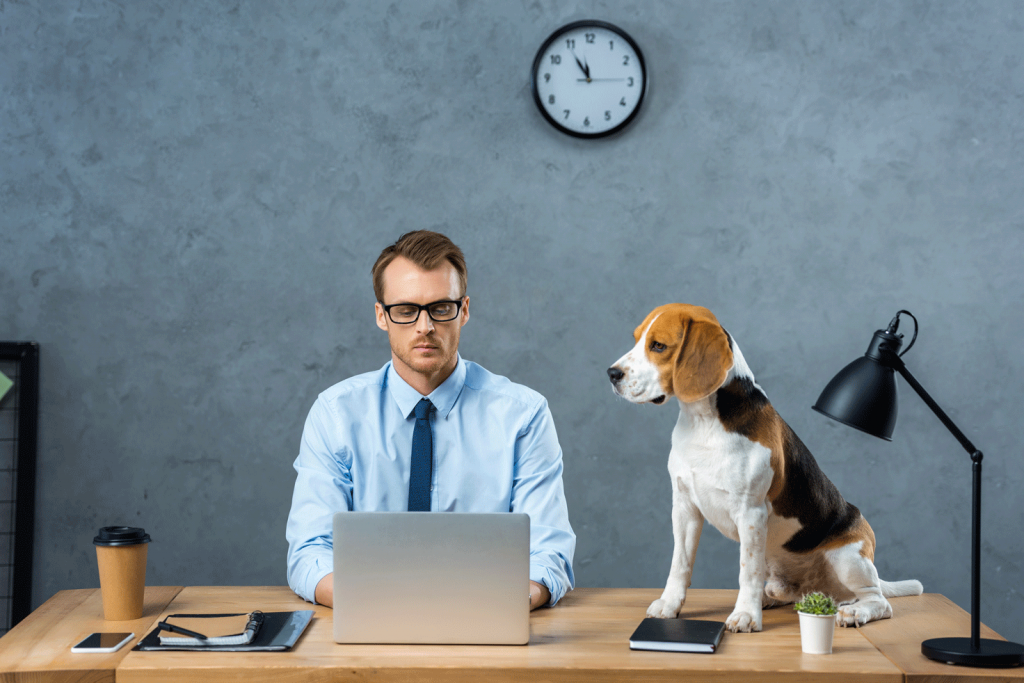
[371, 230, 468, 303]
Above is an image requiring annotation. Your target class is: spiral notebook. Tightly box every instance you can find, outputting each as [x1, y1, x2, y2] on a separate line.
[135, 611, 314, 652]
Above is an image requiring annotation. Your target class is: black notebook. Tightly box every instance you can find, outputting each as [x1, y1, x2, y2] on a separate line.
[134, 611, 314, 652]
[628, 618, 726, 653]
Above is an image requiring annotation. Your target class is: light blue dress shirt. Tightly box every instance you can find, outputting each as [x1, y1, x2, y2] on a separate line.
[286, 355, 576, 605]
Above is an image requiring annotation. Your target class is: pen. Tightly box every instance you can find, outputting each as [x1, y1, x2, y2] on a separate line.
[157, 620, 208, 640]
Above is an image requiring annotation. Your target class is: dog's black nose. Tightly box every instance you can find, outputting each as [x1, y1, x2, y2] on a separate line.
[607, 367, 624, 383]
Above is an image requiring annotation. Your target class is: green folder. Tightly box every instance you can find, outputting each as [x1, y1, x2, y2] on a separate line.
[0, 370, 13, 404]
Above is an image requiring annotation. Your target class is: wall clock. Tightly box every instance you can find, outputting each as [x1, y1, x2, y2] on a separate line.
[531, 20, 647, 138]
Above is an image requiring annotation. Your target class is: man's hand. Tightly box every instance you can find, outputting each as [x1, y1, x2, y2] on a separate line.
[315, 573, 334, 607]
[529, 580, 550, 611]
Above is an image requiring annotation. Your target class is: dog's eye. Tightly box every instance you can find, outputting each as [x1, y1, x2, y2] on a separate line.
[650, 341, 667, 353]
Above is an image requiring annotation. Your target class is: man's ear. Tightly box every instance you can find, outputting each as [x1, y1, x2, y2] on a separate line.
[460, 296, 470, 327]
[672, 320, 732, 403]
[375, 302, 389, 332]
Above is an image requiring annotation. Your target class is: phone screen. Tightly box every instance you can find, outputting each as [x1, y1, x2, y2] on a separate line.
[74, 633, 133, 650]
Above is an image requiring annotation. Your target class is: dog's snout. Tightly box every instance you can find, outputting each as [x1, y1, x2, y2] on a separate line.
[607, 367, 625, 383]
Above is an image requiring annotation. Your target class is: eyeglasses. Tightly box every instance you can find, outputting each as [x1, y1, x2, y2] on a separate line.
[381, 298, 464, 324]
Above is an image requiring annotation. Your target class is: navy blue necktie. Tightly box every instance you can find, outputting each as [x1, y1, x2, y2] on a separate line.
[407, 398, 433, 511]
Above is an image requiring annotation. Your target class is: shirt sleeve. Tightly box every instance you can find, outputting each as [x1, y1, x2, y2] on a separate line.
[511, 398, 576, 606]
[286, 395, 352, 603]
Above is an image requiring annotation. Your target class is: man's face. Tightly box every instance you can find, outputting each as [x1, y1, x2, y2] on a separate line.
[375, 256, 469, 383]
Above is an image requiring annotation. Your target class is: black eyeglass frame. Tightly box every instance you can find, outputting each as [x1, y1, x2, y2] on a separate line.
[379, 298, 466, 324]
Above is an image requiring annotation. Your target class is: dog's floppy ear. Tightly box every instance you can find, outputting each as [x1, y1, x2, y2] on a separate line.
[672, 318, 732, 403]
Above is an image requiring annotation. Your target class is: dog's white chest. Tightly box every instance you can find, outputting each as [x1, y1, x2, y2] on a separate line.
[670, 413, 774, 542]
[688, 474, 742, 540]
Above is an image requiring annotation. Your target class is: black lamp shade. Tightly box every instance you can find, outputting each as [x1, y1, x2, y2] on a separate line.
[812, 356, 898, 440]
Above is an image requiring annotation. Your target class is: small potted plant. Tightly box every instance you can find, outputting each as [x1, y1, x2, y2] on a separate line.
[793, 592, 838, 654]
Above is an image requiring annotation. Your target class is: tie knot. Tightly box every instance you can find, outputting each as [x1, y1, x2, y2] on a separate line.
[414, 398, 433, 420]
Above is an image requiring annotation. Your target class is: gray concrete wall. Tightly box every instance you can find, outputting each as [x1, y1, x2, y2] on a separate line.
[3, 1, 1023, 642]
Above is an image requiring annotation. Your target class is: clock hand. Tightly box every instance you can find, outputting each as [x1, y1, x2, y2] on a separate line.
[571, 50, 591, 81]
[576, 78, 626, 82]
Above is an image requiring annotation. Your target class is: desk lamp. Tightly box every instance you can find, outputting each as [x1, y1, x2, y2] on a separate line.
[812, 310, 1024, 668]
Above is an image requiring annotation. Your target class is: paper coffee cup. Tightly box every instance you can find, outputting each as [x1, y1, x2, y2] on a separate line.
[94, 526, 151, 621]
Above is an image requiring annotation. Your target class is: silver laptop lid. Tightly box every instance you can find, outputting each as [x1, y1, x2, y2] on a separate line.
[332, 512, 530, 644]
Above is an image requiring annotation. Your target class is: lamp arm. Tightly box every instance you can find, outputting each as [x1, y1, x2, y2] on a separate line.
[888, 355, 981, 461]
[888, 354, 983, 650]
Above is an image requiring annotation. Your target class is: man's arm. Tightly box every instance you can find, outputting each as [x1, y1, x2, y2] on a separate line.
[529, 580, 551, 610]
[512, 398, 576, 606]
[286, 397, 353, 604]
[315, 573, 334, 607]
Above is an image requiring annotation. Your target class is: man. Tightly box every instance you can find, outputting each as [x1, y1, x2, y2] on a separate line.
[286, 230, 575, 610]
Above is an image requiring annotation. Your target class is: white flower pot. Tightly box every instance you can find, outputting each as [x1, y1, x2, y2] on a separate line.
[798, 611, 836, 654]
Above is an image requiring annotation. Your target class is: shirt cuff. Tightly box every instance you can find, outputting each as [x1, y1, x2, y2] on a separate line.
[307, 566, 333, 605]
[530, 565, 568, 606]
[290, 554, 333, 604]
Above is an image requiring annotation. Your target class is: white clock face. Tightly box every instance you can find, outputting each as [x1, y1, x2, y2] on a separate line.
[532, 21, 646, 138]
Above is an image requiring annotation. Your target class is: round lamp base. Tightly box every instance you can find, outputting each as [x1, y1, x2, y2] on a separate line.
[922, 637, 1024, 668]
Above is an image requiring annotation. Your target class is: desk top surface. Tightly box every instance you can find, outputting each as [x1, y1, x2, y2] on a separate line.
[1, 586, 1021, 683]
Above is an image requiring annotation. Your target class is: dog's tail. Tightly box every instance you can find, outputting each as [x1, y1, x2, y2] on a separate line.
[880, 579, 924, 597]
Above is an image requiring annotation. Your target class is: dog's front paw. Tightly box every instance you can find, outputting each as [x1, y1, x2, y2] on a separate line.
[646, 597, 684, 619]
[725, 610, 762, 633]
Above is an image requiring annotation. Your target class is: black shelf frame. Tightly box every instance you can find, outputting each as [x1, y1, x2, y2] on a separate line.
[0, 342, 39, 631]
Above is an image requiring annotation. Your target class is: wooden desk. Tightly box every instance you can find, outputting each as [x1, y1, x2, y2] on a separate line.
[0, 586, 181, 683]
[3, 587, 1022, 682]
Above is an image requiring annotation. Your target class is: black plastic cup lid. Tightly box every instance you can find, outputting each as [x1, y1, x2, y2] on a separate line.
[93, 526, 151, 546]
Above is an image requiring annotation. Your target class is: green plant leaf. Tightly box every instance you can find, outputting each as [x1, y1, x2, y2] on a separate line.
[793, 591, 837, 615]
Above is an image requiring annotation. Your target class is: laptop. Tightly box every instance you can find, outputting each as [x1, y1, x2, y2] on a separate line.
[332, 511, 530, 644]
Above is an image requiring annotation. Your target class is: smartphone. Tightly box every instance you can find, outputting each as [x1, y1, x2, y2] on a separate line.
[70, 632, 135, 653]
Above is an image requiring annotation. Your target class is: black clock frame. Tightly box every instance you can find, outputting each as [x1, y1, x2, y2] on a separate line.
[531, 20, 648, 139]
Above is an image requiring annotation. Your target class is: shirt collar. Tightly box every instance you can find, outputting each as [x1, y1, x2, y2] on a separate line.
[386, 354, 466, 420]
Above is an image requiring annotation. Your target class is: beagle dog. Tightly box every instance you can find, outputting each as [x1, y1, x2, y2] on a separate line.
[608, 304, 922, 632]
